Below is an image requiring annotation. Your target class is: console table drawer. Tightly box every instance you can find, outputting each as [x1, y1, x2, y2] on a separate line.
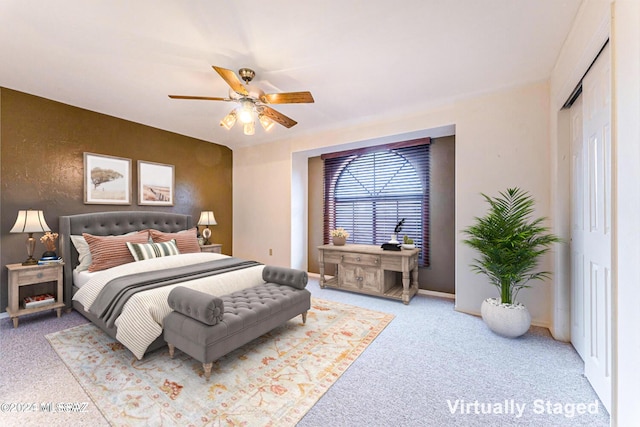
[341, 253, 380, 267]
[322, 251, 343, 264]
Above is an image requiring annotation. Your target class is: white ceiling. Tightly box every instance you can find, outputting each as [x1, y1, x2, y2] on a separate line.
[0, 0, 582, 150]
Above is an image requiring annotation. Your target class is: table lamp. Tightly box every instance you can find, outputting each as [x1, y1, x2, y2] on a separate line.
[10, 209, 51, 265]
[197, 211, 217, 245]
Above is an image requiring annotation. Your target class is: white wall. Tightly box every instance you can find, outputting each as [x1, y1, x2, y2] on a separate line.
[612, 0, 640, 424]
[453, 81, 552, 326]
[234, 80, 553, 326]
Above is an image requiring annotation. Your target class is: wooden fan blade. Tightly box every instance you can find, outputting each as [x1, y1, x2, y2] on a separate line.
[212, 66, 249, 96]
[168, 95, 228, 101]
[260, 106, 298, 128]
[260, 91, 314, 104]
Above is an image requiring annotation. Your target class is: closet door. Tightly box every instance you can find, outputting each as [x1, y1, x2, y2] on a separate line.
[570, 95, 586, 360]
[571, 43, 611, 413]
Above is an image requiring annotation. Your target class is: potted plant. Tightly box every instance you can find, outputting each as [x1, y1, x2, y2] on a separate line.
[462, 187, 562, 338]
[330, 227, 350, 246]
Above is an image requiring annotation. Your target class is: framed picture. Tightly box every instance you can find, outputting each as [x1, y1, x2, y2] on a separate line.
[84, 152, 132, 205]
[138, 160, 174, 206]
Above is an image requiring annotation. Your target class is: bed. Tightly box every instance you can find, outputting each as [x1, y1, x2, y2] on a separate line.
[59, 211, 265, 359]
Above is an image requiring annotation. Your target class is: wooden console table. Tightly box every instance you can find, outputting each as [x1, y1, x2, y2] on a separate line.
[317, 244, 420, 304]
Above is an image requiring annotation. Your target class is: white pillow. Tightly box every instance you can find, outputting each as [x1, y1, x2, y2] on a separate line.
[70, 234, 92, 272]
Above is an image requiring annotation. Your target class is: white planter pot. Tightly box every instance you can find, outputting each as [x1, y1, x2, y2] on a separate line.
[480, 298, 531, 338]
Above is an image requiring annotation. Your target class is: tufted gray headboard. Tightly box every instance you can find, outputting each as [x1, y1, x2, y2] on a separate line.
[59, 211, 193, 308]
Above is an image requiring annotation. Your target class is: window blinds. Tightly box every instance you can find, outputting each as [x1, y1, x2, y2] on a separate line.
[323, 140, 430, 266]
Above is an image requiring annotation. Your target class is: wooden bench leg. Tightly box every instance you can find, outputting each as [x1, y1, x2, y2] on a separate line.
[203, 363, 213, 381]
[301, 311, 307, 324]
[168, 344, 175, 358]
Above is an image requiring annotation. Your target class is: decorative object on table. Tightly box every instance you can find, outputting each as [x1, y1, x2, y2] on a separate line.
[10, 209, 51, 265]
[462, 187, 562, 338]
[330, 227, 349, 246]
[40, 231, 59, 258]
[138, 160, 174, 206]
[381, 243, 401, 251]
[23, 293, 55, 309]
[401, 235, 416, 249]
[197, 211, 217, 245]
[38, 256, 64, 265]
[84, 152, 132, 205]
[389, 218, 405, 244]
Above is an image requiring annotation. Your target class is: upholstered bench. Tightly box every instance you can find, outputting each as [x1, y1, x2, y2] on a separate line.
[163, 266, 311, 380]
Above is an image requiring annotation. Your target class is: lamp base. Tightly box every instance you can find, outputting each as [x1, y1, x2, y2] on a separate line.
[202, 227, 212, 245]
[22, 256, 38, 266]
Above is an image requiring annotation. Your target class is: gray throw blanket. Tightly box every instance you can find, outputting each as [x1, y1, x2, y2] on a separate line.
[90, 257, 261, 328]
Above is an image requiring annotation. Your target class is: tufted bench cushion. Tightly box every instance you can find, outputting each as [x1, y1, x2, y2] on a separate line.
[163, 267, 311, 380]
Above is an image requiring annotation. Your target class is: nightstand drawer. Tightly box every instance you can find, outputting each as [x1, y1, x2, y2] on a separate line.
[14, 267, 59, 285]
[200, 244, 222, 254]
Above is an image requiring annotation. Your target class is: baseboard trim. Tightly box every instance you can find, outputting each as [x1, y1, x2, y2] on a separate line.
[418, 289, 455, 300]
[0, 312, 8, 320]
[454, 306, 550, 329]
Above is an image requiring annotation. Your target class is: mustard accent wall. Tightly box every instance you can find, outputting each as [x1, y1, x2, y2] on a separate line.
[0, 88, 232, 313]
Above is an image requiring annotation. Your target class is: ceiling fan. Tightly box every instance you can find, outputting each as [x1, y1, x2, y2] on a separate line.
[169, 66, 314, 135]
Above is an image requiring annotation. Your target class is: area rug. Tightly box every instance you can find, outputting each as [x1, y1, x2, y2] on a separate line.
[46, 298, 394, 426]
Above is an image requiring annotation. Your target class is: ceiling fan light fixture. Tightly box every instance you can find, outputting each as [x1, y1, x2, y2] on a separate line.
[258, 113, 275, 131]
[239, 100, 254, 124]
[243, 121, 255, 135]
[220, 110, 237, 129]
[169, 66, 313, 135]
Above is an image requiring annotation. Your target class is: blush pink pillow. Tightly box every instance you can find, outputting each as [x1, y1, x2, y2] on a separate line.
[149, 227, 201, 254]
[83, 231, 150, 272]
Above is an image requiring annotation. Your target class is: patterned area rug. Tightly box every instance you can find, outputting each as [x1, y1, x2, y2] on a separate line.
[46, 298, 394, 426]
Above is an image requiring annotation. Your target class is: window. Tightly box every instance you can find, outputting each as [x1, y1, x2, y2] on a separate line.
[323, 138, 430, 266]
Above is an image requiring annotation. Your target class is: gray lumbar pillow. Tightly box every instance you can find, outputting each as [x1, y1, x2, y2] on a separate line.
[262, 266, 308, 290]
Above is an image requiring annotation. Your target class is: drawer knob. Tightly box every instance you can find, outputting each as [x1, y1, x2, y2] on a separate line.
[356, 257, 361, 261]
[37, 272, 43, 279]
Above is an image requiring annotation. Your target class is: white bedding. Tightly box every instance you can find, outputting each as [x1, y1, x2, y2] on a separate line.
[73, 269, 99, 288]
[73, 252, 265, 359]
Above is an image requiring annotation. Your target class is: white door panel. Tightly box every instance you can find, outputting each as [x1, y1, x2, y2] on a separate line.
[570, 43, 611, 413]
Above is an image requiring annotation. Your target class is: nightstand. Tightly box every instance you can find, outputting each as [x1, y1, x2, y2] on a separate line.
[6, 262, 65, 328]
[199, 243, 222, 254]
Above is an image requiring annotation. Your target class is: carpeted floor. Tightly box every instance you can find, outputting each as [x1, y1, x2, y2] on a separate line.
[0, 277, 610, 426]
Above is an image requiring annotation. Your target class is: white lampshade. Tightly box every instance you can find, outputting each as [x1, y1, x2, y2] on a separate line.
[10, 210, 51, 234]
[197, 211, 217, 226]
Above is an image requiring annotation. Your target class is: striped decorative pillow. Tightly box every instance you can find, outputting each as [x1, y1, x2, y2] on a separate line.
[149, 227, 201, 253]
[126, 239, 180, 261]
[83, 231, 150, 272]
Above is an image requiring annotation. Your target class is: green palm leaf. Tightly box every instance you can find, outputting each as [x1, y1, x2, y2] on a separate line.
[462, 188, 562, 305]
